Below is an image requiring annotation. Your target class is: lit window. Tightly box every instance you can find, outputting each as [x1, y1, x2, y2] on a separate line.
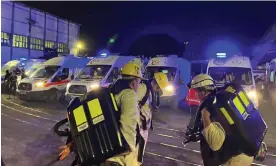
[58, 43, 68, 53]
[30, 38, 44, 51]
[1, 32, 11, 46]
[45, 41, 56, 49]
[270, 71, 275, 82]
[12, 34, 28, 48]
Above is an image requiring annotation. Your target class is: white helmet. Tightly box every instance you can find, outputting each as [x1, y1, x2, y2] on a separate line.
[191, 74, 215, 90]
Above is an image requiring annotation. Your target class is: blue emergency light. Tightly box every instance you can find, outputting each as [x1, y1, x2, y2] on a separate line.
[19, 58, 27, 61]
[98, 49, 110, 58]
[216, 53, 227, 58]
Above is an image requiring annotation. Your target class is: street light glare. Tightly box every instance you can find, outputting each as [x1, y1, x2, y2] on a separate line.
[77, 43, 83, 49]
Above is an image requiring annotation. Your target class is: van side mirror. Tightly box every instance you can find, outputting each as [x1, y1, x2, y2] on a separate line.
[71, 75, 74, 80]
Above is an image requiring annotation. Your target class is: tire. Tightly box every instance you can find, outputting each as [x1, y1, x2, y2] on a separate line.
[48, 89, 60, 101]
[169, 97, 179, 110]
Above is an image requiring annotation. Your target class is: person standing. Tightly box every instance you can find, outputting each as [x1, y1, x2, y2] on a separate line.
[185, 80, 201, 129]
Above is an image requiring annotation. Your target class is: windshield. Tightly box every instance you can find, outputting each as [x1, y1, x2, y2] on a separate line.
[76, 65, 112, 80]
[145, 66, 177, 82]
[26, 68, 38, 76]
[30, 66, 60, 79]
[208, 67, 253, 85]
[1, 63, 18, 75]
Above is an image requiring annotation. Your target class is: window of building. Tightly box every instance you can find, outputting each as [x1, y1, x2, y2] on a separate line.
[30, 38, 43, 51]
[45, 41, 56, 49]
[12, 35, 28, 48]
[58, 43, 68, 53]
[1, 32, 11, 46]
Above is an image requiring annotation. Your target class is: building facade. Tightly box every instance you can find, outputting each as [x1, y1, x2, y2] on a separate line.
[1, 1, 80, 65]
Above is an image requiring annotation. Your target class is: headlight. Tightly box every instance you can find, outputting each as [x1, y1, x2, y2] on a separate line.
[247, 90, 257, 99]
[165, 85, 174, 92]
[35, 81, 45, 88]
[66, 82, 71, 91]
[90, 83, 100, 90]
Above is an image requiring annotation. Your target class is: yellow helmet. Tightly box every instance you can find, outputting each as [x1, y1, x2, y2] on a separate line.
[154, 72, 169, 89]
[191, 74, 215, 90]
[121, 62, 143, 79]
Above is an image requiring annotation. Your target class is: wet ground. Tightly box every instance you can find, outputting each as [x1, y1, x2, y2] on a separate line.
[1, 93, 276, 166]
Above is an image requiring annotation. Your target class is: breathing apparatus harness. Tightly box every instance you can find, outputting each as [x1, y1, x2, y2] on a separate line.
[183, 78, 217, 145]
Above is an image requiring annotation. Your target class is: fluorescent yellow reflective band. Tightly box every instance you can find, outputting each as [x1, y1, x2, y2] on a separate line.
[87, 98, 105, 124]
[110, 93, 118, 111]
[73, 105, 88, 132]
[238, 91, 250, 107]
[220, 107, 234, 125]
[233, 96, 246, 116]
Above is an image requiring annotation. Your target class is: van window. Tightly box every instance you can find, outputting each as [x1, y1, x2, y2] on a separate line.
[106, 67, 118, 83]
[208, 67, 253, 85]
[145, 66, 177, 82]
[76, 65, 112, 80]
[52, 68, 69, 82]
[30, 66, 60, 79]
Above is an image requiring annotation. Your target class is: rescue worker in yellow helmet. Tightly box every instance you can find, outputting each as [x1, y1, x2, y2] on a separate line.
[58, 62, 142, 166]
[189, 74, 253, 166]
[104, 61, 143, 166]
[136, 72, 169, 165]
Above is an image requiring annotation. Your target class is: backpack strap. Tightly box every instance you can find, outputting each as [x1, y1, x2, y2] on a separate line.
[138, 80, 152, 109]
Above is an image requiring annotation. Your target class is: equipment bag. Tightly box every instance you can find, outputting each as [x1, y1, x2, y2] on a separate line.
[67, 87, 129, 166]
[213, 82, 268, 157]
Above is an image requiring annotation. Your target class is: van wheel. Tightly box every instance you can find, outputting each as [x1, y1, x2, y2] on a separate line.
[49, 89, 59, 101]
[169, 97, 179, 110]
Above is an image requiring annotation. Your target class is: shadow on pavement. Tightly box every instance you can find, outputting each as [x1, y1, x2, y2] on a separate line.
[24, 131, 72, 166]
[153, 102, 191, 130]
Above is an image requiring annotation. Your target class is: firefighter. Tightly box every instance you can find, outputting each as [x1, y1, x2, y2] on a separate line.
[185, 80, 201, 129]
[189, 74, 254, 166]
[136, 72, 169, 165]
[8, 71, 17, 95]
[59, 62, 142, 166]
[4, 70, 11, 93]
[21, 69, 27, 80]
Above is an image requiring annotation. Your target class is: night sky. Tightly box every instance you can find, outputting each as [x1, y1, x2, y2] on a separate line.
[22, 1, 276, 57]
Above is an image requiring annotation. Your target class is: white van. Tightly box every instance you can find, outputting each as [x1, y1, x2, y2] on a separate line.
[1, 59, 45, 83]
[145, 55, 191, 109]
[206, 55, 258, 108]
[17, 55, 90, 101]
[65, 55, 136, 101]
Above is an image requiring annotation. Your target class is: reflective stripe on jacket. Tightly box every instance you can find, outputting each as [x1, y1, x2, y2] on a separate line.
[185, 88, 200, 106]
[106, 88, 140, 166]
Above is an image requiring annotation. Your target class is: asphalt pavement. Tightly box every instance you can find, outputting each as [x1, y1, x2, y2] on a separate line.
[1, 94, 276, 166]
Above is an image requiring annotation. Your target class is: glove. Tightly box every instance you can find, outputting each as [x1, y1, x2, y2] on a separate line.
[58, 142, 73, 160]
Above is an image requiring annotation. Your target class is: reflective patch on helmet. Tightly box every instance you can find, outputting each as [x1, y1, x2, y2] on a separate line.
[87, 99, 105, 124]
[220, 107, 234, 125]
[233, 97, 249, 120]
[73, 105, 88, 132]
[238, 91, 250, 107]
[110, 93, 118, 111]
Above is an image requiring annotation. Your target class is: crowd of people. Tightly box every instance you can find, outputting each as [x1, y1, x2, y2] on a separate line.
[54, 60, 266, 166]
[3, 68, 27, 95]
